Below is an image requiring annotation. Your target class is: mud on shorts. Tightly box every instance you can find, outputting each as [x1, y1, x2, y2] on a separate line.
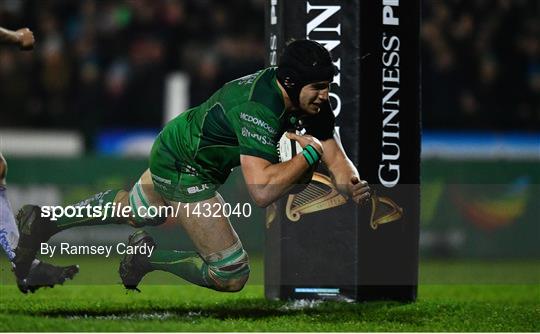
[149, 136, 218, 203]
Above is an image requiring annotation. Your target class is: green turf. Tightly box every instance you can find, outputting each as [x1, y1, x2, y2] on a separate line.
[0, 257, 538, 332]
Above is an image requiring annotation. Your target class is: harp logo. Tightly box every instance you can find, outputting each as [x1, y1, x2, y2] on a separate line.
[265, 172, 403, 230]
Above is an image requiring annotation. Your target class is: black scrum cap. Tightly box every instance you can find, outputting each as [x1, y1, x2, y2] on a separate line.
[277, 40, 335, 107]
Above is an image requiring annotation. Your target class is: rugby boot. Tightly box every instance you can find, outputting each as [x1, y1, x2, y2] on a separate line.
[119, 230, 155, 291]
[13, 205, 60, 280]
[17, 262, 79, 294]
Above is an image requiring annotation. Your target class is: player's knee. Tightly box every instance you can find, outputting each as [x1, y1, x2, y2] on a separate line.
[205, 242, 250, 292]
[231, 271, 250, 292]
[216, 272, 250, 292]
[210, 266, 250, 292]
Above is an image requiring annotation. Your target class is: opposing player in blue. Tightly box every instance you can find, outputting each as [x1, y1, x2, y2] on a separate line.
[0, 27, 79, 293]
[1, 152, 78, 293]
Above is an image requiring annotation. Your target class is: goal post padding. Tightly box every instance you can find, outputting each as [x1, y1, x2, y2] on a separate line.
[264, 0, 420, 302]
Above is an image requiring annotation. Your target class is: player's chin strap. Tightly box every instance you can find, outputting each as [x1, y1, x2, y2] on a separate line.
[202, 239, 250, 290]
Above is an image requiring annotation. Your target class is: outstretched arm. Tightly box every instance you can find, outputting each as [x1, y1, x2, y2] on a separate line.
[0, 27, 35, 50]
[321, 133, 371, 204]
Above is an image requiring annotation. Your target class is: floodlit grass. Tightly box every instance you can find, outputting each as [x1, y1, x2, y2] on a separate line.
[0, 257, 538, 332]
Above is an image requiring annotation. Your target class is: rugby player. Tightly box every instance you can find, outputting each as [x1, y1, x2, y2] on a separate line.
[1, 27, 79, 293]
[14, 40, 370, 292]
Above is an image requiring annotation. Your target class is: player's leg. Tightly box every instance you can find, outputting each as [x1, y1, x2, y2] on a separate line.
[157, 193, 249, 292]
[13, 129, 175, 277]
[0, 153, 79, 292]
[13, 168, 167, 277]
[13, 187, 127, 278]
[121, 193, 250, 292]
[154, 135, 250, 291]
[119, 152, 250, 292]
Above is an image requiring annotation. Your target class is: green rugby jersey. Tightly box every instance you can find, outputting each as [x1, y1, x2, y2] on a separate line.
[157, 67, 290, 184]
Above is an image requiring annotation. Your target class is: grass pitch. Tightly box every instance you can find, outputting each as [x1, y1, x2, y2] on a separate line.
[1, 257, 538, 332]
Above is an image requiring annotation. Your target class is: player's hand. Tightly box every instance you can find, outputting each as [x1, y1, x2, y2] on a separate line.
[285, 132, 323, 156]
[16, 28, 35, 50]
[349, 176, 370, 205]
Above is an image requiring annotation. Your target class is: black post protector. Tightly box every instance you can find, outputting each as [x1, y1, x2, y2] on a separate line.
[265, 0, 420, 302]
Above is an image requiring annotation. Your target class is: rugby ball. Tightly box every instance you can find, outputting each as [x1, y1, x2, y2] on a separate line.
[277, 132, 318, 192]
[278, 132, 303, 163]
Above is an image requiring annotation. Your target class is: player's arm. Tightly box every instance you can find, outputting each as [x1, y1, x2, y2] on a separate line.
[0, 26, 35, 50]
[302, 100, 370, 204]
[321, 133, 371, 204]
[240, 133, 323, 208]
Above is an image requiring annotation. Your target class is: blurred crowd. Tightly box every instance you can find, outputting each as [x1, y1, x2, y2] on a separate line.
[0, 0, 265, 147]
[422, 0, 539, 130]
[0, 0, 538, 150]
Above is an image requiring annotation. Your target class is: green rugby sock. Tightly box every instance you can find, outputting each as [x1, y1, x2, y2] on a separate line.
[149, 249, 209, 287]
[53, 189, 123, 231]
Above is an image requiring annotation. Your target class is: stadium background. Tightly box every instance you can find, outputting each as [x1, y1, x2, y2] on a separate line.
[0, 0, 538, 293]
